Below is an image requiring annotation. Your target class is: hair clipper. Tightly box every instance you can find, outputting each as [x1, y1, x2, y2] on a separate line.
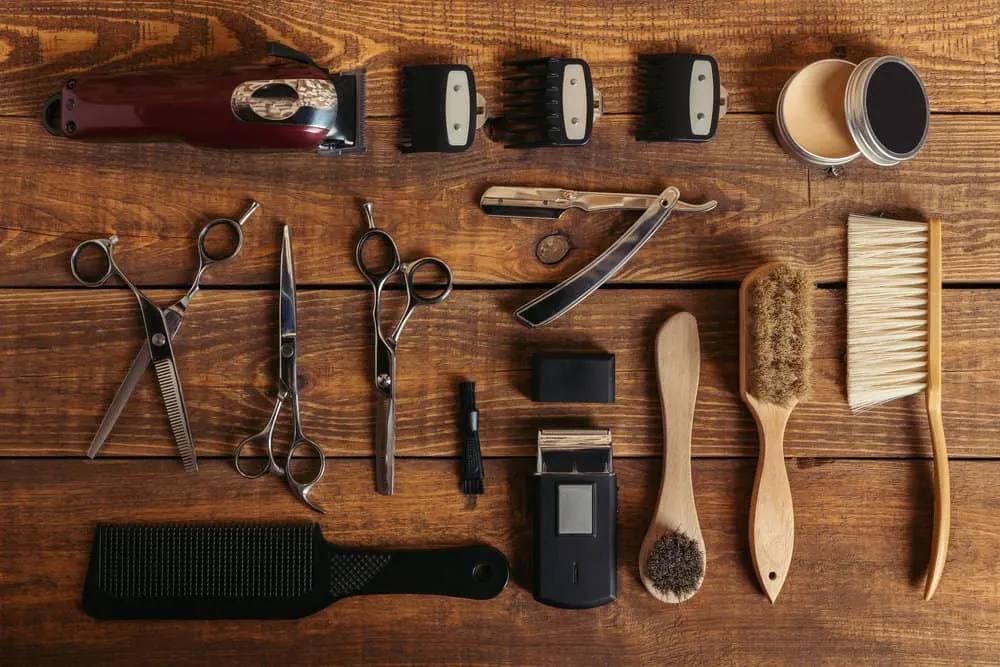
[42, 42, 365, 155]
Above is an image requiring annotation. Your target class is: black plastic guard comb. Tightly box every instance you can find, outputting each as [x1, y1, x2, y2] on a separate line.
[636, 53, 726, 142]
[83, 523, 509, 619]
[400, 64, 480, 153]
[499, 57, 601, 148]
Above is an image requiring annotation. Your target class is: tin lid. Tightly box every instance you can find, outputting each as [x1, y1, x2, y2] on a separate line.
[844, 56, 929, 166]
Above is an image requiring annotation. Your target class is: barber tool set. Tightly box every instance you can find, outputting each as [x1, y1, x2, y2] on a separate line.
[60, 40, 950, 619]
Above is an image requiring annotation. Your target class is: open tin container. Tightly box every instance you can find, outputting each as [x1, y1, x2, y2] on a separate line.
[775, 56, 929, 168]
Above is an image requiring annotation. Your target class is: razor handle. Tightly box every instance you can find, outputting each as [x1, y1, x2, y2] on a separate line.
[45, 63, 348, 151]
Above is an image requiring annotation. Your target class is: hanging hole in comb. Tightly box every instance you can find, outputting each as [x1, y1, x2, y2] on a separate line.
[472, 562, 493, 582]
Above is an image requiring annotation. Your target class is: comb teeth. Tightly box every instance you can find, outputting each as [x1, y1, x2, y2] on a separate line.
[847, 215, 930, 412]
[637, 55, 679, 140]
[152, 358, 197, 472]
[500, 58, 589, 148]
[749, 263, 815, 405]
[94, 524, 315, 600]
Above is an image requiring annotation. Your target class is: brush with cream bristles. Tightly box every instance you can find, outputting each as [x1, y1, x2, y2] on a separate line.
[847, 214, 948, 601]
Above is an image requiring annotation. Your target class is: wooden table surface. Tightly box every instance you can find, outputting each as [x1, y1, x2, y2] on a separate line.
[2, 2, 999, 665]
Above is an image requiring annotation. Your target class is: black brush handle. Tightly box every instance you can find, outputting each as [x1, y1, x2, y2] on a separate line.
[337, 544, 508, 600]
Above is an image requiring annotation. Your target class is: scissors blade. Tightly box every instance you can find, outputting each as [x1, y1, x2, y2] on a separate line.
[151, 356, 198, 472]
[87, 308, 184, 458]
[279, 225, 297, 337]
[278, 225, 299, 392]
[375, 392, 395, 495]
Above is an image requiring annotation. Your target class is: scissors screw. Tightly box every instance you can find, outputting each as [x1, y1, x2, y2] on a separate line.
[151, 333, 167, 347]
[281, 342, 295, 358]
[377, 373, 392, 390]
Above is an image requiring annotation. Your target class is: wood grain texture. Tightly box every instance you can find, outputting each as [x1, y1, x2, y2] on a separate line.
[1, 0, 999, 117]
[1, 458, 998, 666]
[2, 114, 1000, 286]
[2, 1, 999, 662]
[0, 287, 997, 459]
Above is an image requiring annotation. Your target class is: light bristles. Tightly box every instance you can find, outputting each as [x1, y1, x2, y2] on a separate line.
[847, 214, 930, 412]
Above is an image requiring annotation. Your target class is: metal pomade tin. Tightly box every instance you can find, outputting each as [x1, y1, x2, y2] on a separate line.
[775, 56, 929, 167]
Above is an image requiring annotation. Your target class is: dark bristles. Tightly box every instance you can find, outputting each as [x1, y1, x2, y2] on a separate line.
[750, 263, 814, 405]
[646, 530, 704, 597]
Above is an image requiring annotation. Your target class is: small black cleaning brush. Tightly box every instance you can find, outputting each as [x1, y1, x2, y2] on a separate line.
[459, 382, 485, 495]
[83, 523, 509, 619]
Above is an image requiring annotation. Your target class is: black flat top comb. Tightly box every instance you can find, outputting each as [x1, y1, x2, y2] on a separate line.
[83, 523, 510, 619]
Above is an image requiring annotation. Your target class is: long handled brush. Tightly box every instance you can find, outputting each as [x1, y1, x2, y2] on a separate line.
[847, 214, 948, 600]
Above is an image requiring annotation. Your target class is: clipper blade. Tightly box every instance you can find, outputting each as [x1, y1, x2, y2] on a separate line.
[321, 69, 367, 155]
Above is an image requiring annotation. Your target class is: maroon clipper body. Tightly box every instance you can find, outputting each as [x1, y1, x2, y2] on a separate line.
[42, 43, 365, 155]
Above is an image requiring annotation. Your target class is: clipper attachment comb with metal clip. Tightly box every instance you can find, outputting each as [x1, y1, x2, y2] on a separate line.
[498, 57, 603, 148]
[637, 54, 728, 142]
[400, 65, 487, 153]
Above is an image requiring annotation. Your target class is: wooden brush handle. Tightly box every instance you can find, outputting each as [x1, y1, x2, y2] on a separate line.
[748, 400, 794, 603]
[924, 218, 949, 601]
[925, 391, 950, 600]
[656, 312, 702, 535]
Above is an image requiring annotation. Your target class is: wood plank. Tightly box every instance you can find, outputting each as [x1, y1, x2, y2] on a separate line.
[1, 458, 998, 665]
[1, 287, 996, 459]
[2, 114, 1000, 286]
[1, 0, 999, 117]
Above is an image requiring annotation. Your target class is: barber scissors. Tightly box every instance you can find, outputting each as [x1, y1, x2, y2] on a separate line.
[234, 225, 326, 513]
[71, 201, 259, 470]
[355, 202, 454, 495]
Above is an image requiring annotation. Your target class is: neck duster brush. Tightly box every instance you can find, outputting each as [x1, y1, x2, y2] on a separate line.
[847, 214, 948, 600]
[740, 262, 814, 603]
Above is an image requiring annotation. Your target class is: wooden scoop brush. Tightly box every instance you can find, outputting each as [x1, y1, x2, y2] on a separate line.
[639, 311, 706, 603]
[739, 263, 814, 603]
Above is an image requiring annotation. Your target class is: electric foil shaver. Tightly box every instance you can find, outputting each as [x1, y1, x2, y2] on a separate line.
[42, 42, 366, 155]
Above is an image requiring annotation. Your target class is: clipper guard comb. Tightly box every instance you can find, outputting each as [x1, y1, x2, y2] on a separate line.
[400, 64, 486, 153]
[637, 53, 727, 142]
[498, 57, 602, 148]
[42, 42, 366, 155]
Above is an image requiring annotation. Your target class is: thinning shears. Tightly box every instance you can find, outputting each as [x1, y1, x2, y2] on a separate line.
[70, 201, 259, 470]
[234, 225, 326, 513]
[355, 202, 454, 495]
